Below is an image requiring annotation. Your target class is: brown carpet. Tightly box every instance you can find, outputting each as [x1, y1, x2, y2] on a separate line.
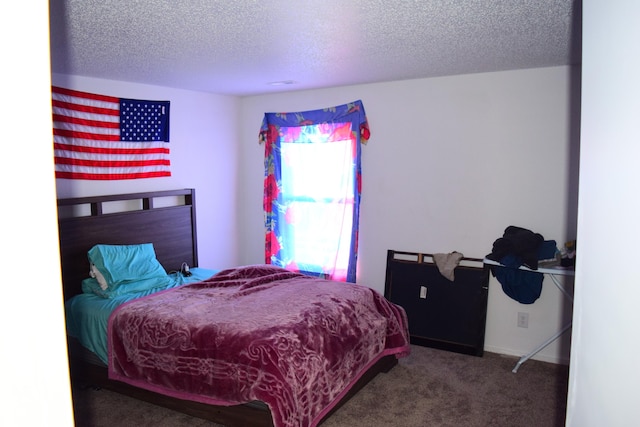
[71, 345, 569, 427]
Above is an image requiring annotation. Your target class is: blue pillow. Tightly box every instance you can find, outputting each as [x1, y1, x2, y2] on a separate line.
[87, 243, 167, 292]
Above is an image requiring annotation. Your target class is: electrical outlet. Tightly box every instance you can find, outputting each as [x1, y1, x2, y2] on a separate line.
[517, 312, 529, 328]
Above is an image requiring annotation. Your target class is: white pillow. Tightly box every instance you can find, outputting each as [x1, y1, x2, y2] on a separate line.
[89, 263, 108, 290]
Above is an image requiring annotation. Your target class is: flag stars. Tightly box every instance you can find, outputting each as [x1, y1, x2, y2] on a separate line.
[120, 99, 169, 142]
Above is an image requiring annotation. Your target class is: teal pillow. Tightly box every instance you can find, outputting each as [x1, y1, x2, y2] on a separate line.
[87, 243, 167, 291]
[82, 275, 170, 298]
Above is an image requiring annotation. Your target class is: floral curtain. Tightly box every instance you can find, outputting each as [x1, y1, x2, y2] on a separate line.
[259, 100, 370, 282]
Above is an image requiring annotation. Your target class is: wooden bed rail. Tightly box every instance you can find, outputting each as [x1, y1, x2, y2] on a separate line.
[57, 188, 195, 215]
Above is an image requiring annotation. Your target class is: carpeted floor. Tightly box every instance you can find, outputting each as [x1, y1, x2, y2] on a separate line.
[71, 345, 569, 427]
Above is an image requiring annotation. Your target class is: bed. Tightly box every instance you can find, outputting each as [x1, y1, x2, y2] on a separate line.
[59, 188, 410, 427]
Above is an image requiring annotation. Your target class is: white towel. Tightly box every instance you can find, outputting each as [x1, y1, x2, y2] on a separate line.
[433, 251, 464, 281]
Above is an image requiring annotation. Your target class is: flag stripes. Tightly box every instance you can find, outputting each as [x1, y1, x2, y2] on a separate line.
[51, 86, 171, 180]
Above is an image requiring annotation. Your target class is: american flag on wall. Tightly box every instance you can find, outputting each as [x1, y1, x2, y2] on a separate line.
[51, 86, 171, 180]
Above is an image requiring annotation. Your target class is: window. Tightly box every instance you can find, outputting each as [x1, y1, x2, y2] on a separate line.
[259, 101, 370, 282]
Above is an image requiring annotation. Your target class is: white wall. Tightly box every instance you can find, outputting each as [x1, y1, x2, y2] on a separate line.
[566, 1, 640, 425]
[51, 74, 242, 272]
[239, 66, 580, 364]
[1, 1, 74, 426]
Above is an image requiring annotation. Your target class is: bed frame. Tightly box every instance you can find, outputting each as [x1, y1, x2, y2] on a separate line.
[59, 188, 397, 427]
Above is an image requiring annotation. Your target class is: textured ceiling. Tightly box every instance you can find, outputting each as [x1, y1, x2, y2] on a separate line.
[49, 0, 582, 97]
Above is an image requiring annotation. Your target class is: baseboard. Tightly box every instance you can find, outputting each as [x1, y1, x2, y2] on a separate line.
[483, 344, 570, 366]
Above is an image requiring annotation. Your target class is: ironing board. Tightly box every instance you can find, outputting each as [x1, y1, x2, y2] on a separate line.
[483, 258, 575, 373]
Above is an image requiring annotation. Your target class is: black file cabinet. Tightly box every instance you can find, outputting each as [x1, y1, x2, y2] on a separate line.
[384, 250, 490, 356]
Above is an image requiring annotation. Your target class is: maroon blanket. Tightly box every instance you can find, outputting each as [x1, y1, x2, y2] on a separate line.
[108, 265, 410, 427]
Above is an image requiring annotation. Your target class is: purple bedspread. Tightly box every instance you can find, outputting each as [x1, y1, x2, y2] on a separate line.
[108, 265, 410, 427]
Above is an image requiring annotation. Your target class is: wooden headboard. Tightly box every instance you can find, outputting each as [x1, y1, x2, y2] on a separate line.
[57, 188, 198, 300]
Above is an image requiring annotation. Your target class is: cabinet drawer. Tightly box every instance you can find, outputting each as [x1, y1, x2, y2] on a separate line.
[384, 250, 489, 356]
